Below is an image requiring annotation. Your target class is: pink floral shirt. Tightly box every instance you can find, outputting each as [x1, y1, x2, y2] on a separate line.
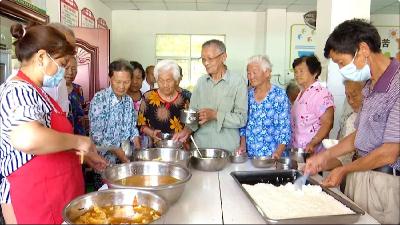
[291, 81, 334, 153]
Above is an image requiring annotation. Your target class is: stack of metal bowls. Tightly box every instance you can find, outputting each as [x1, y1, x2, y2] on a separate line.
[63, 188, 168, 224]
[132, 148, 191, 168]
[102, 161, 191, 204]
[191, 148, 230, 171]
[250, 156, 276, 168]
[289, 148, 311, 163]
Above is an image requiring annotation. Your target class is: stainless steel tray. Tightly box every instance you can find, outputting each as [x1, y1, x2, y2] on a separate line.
[230, 170, 365, 224]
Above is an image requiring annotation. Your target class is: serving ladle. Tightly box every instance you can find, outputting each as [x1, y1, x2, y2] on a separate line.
[190, 135, 203, 158]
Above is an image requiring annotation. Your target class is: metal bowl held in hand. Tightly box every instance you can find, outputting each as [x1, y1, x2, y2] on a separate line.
[250, 156, 276, 168]
[63, 188, 168, 224]
[102, 161, 191, 204]
[230, 152, 248, 163]
[289, 148, 311, 163]
[133, 148, 191, 168]
[191, 148, 230, 171]
[275, 157, 298, 170]
[180, 109, 199, 125]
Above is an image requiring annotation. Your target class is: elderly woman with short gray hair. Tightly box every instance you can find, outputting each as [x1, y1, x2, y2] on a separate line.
[138, 59, 190, 142]
[237, 55, 291, 159]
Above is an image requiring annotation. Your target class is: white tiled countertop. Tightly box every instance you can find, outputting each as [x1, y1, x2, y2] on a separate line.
[160, 160, 380, 224]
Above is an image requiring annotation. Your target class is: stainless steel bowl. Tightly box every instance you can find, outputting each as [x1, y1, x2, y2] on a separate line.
[276, 157, 298, 170]
[102, 161, 191, 204]
[191, 148, 230, 171]
[230, 153, 248, 163]
[250, 156, 276, 168]
[133, 148, 191, 168]
[154, 140, 183, 148]
[289, 148, 311, 163]
[159, 133, 173, 140]
[63, 188, 168, 224]
[180, 109, 198, 125]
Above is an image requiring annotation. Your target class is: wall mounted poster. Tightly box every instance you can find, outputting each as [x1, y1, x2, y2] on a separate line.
[289, 24, 316, 70]
[376, 26, 399, 59]
[60, 0, 79, 27]
[97, 18, 108, 29]
[81, 7, 95, 28]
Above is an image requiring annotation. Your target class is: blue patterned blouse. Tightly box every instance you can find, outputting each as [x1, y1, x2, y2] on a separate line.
[239, 85, 291, 157]
[89, 87, 139, 163]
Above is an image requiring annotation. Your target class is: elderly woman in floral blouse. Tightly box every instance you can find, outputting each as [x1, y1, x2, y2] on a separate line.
[89, 59, 140, 190]
[291, 55, 334, 154]
[237, 55, 291, 158]
[138, 60, 190, 143]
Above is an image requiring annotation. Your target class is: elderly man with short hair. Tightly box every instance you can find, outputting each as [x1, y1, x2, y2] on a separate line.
[173, 39, 248, 153]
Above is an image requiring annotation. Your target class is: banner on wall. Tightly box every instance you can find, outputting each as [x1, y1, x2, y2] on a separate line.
[81, 7, 95, 28]
[60, 0, 79, 27]
[289, 24, 317, 70]
[97, 18, 108, 29]
[376, 26, 399, 59]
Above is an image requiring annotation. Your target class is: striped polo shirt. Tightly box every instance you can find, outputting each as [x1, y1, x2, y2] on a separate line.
[0, 80, 52, 203]
[354, 59, 400, 170]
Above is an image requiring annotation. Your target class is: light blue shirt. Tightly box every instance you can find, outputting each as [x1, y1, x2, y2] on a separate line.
[89, 87, 139, 158]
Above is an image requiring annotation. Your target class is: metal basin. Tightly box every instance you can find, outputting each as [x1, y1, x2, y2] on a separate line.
[180, 109, 198, 125]
[102, 161, 191, 204]
[63, 188, 168, 224]
[289, 148, 311, 163]
[275, 157, 298, 170]
[133, 148, 191, 168]
[191, 148, 230, 171]
[154, 140, 183, 148]
[230, 152, 248, 163]
[251, 156, 276, 168]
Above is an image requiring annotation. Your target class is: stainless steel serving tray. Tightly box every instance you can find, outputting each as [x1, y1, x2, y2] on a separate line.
[230, 170, 365, 224]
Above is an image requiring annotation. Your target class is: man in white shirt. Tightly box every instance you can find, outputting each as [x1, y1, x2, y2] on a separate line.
[140, 65, 155, 93]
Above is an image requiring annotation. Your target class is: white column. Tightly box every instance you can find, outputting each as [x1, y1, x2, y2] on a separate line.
[314, 0, 370, 138]
[265, 9, 287, 87]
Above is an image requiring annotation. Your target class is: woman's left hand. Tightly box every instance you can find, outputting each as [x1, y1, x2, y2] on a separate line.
[305, 142, 317, 153]
[84, 151, 108, 172]
[321, 166, 347, 187]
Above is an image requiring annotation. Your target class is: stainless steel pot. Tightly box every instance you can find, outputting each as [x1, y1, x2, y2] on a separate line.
[275, 157, 298, 170]
[63, 188, 168, 224]
[190, 148, 230, 171]
[230, 152, 248, 163]
[289, 148, 311, 163]
[132, 148, 191, 168]
[180, 109, 199, 125]
[250, 156, 276, 168]
[102, 161, 191, 204]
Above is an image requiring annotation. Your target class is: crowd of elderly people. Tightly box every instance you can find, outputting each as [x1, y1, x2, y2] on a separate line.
[0, 19, 398, 224]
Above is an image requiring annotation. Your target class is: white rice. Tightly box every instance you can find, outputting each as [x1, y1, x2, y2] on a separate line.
[242, 183, 354, 220]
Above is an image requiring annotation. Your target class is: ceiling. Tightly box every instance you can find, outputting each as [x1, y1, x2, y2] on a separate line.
[100, 0, 400, 14]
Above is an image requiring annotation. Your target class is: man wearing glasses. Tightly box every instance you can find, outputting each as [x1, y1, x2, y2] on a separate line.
[173, 39, 248, 153]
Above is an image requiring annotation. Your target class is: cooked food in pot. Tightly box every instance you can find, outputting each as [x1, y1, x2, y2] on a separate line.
[74, 204, 161, 224]
[115, 175, 181, 187]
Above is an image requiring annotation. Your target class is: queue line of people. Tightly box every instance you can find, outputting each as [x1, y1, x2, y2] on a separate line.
[0, 19, 398, 224]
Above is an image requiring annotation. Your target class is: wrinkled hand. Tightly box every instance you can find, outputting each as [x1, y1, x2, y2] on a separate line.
[84, 150, 108, 172]
[304, 154, 327, 175]
[152, 129, 162, 142]
[133, 136, 141, 150]
[111, 148, 130, 163]
[235, 145, 246, 155]
[75, 136, 96, 155]
[272, 151, 282, 160]
[305, 142, 317, 153]
[198, 108, 217, 125]
[172, 128, 191, 143]
[321, 166, 347, 187]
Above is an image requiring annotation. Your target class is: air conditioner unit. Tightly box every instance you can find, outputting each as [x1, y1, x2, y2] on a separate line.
[304, 11, 317, 30]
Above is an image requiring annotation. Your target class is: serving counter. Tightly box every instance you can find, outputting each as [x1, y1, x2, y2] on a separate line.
[156, 161, 379, 224]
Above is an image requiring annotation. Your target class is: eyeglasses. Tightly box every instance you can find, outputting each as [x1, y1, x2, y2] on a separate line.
[200, 52, 224, 64]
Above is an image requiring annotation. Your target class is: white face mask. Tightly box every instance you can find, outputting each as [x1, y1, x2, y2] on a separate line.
[42, 54, 65, 88]
[339, 50, 371, 81]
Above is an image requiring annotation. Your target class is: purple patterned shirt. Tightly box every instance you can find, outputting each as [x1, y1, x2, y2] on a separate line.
[354, 59, 400, 170]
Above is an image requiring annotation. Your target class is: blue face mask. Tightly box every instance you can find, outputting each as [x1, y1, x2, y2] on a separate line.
[339, 50, 371, 81]
[42, 54, 65, 88]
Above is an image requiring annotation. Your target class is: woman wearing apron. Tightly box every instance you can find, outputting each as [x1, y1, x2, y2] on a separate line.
[0, 23, 100, 224]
